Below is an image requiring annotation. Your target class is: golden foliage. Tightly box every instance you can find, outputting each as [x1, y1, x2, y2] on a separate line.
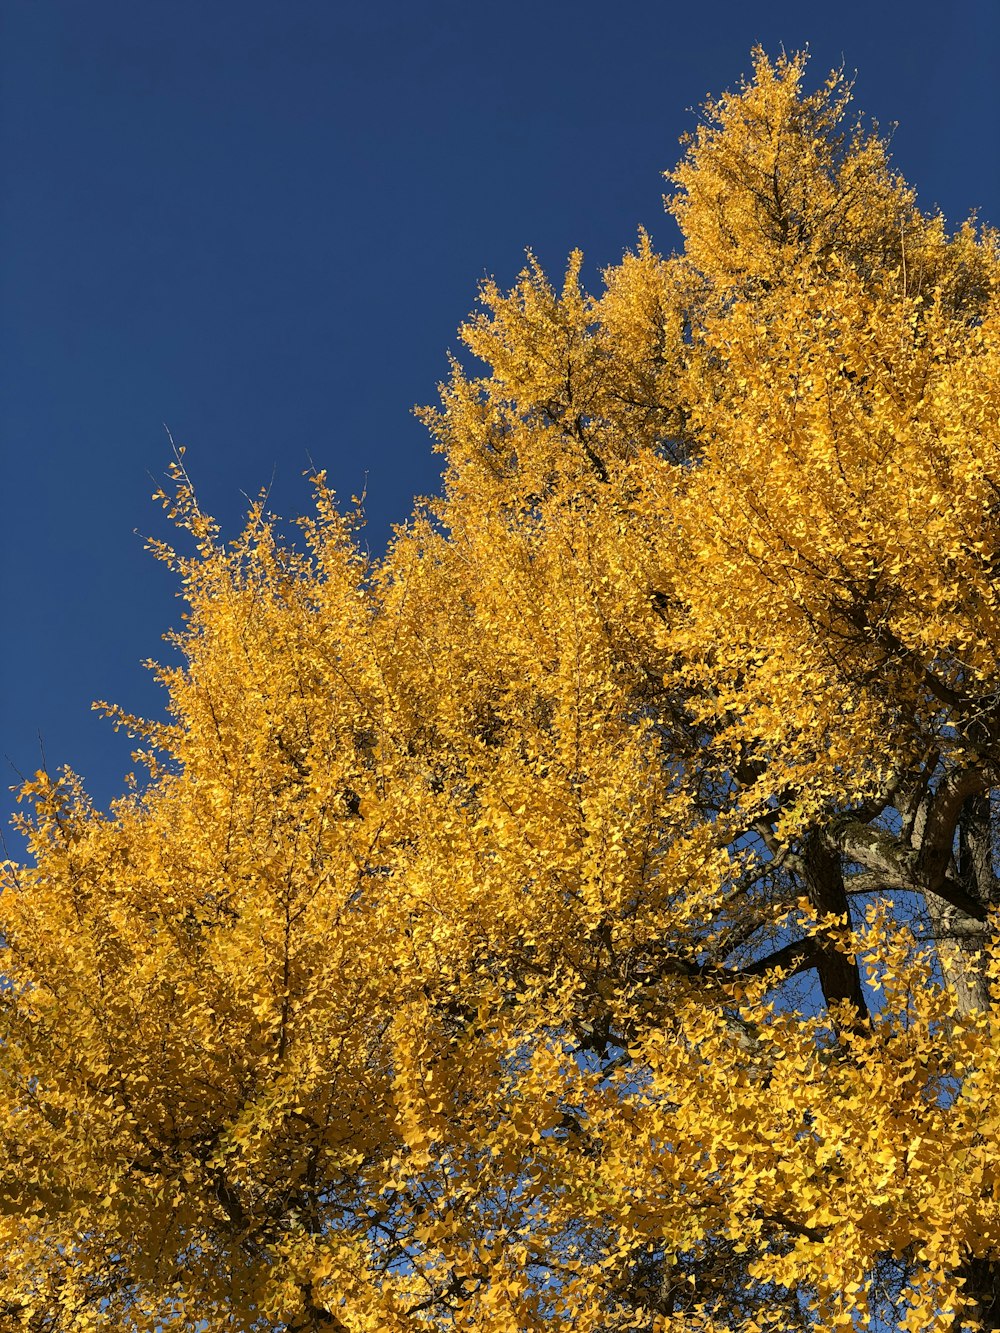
[4, 50, 1000, 1332]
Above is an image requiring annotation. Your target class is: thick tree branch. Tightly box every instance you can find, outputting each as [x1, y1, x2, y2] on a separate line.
[827, 768, 991, 923]
[739, 937, 819, 978]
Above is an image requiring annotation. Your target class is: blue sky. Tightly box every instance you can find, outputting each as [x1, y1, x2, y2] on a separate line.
[2, 0, 999, 838]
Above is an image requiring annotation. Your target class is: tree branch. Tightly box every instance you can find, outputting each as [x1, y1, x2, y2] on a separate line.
[739, 937, 819, 978]
[826, 805, 989, 922]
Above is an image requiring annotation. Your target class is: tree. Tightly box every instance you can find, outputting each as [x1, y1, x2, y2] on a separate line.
[3, 49, 1000, 1332]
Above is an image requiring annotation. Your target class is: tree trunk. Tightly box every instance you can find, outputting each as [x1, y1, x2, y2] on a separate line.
[928, 793, 1000, 1330]
[801, 836, 869, 1028]
[961, 1257, 1000, 1330]
[926, 792, 996, 1016]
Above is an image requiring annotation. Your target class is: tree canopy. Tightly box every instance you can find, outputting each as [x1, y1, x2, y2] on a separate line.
[5, 50, 1000, 1332]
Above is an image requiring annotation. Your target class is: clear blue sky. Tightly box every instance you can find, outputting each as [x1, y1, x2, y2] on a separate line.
[2, 0, 998, 839]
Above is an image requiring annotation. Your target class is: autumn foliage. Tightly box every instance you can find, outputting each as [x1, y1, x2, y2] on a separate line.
[5, 51, 1000, 1331]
